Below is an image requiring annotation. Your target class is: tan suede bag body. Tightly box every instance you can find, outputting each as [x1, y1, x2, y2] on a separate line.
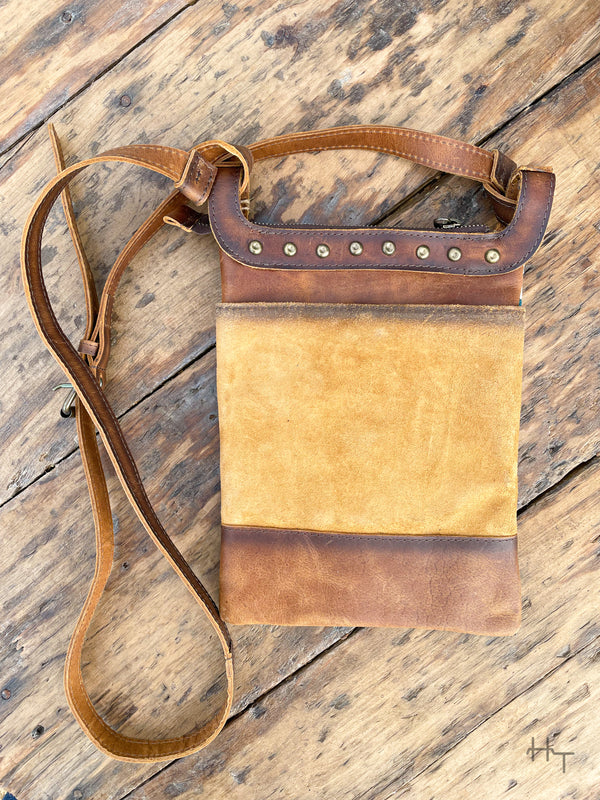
[21, 125, 555, 761]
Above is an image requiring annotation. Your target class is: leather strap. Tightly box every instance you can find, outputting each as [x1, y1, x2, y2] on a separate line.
[48, 124, 99, 339]
[22, 137, 234, 762]
[247, 125, 516, 190]
[20, 124, 545, 762]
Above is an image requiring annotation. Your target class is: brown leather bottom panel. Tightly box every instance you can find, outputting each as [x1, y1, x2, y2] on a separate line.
[220, 252, 523, 305]
[220, 526, 521, 636]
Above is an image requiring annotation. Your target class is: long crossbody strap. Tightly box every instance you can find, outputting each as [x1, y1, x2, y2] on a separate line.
[21, 125, 525, 762]
[22, 139, 236, 762]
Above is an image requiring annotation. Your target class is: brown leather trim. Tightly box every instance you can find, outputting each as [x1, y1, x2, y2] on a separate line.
[208, 167, 554, 275]
[220, 526, 521, 636]
[220, 251, 524, 304]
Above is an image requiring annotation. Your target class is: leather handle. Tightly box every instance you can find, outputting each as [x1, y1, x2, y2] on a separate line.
[201, 125, 518, 193]
[85, 128, 531, 375]
[81, 127, 531, 378]
[207, 165, 554, 274]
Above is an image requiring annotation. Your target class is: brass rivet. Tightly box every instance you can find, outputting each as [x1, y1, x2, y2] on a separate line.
[382, 241, 396, 255]
[248, 240, 262, 254]
[416, 245, 430, 260]
[349, 241, 363, 255]
[283, 242, 297, 256]
[316, 244, 330, 258]
[447, 247, 462, 261]
[485, 248, 500, 264]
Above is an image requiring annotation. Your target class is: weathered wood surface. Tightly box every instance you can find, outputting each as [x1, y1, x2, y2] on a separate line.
[386, 56, 600, 508]
[0, 350, 351, 797]
[126, 457, 600, 800]
[2, 0, 600, 505]
[0, 0, 196, 155]
[0, 0, 599, 798]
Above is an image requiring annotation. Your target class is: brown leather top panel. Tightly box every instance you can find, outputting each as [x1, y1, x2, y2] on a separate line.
[220, 252, 524, 305]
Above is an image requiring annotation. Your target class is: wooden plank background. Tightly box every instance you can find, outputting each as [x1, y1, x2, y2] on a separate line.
[0, 0, 598, 798]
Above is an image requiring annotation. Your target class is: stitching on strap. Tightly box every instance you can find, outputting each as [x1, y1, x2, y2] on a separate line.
[253, 128, 492, 180]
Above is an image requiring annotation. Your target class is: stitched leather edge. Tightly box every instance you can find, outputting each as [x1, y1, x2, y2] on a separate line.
[208, 168, 554, 275]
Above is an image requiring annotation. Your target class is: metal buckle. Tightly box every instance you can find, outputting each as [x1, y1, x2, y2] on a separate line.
[52, 383, 76, 418]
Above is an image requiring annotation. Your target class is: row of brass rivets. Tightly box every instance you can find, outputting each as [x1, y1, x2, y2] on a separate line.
[248, 240, 501, 263]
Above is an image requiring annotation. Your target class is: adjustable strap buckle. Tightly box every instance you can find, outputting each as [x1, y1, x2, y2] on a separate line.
[53, 374, 104, 419]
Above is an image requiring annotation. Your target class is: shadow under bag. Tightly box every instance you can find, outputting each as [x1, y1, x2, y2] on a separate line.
[21, 124, 555, 761]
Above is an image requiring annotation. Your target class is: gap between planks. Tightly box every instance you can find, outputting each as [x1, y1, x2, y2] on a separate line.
[0, 0, 202, 161]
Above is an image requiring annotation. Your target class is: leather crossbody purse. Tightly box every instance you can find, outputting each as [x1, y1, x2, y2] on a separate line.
[21, 124, 555, 762]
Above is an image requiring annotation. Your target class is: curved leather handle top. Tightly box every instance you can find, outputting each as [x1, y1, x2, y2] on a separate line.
[21, 124, 554, 762]
[207, 165, 554, 273]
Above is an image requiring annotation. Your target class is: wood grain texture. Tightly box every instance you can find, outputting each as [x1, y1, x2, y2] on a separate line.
[0, 0, 195, 154]
[125, 457, 600, 800]
[2, 0, 599, 505]
[1, 0, 599, 797]
[385, 56, 600, 508]
[0, 349, 351, 797]
[388, 650, 600, 798]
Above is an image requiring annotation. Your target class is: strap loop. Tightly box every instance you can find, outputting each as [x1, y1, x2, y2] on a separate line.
[173, 149, 217, 205]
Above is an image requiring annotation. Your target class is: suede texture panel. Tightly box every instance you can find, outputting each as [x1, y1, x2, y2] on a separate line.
[216, 303, 525, 536]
